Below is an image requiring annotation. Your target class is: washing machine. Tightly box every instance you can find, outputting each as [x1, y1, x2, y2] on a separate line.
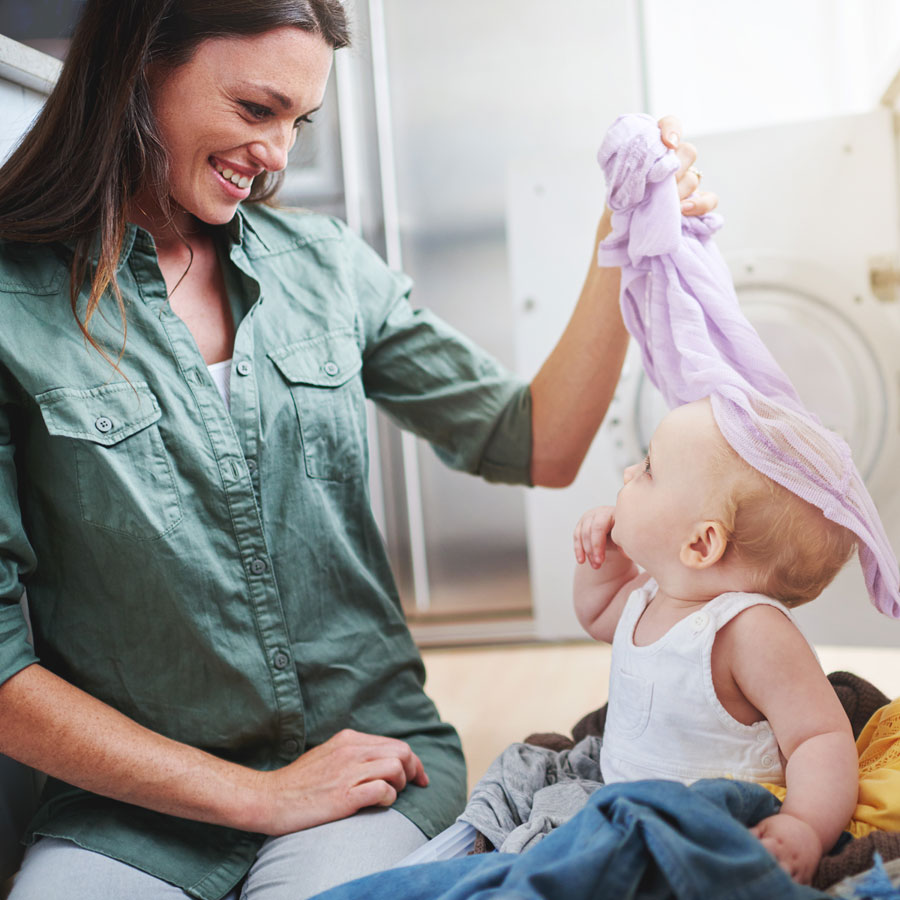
[508, 108, 900, 646]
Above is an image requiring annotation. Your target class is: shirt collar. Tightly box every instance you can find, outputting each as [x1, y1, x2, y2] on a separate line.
[60, 205, 264, 266]
[60, 223, 138, 271]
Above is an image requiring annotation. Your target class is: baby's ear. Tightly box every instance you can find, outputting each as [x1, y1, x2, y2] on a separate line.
[680, 521, 729, 570]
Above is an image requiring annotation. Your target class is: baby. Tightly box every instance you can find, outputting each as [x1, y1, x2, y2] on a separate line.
[573, 397, 859, 884]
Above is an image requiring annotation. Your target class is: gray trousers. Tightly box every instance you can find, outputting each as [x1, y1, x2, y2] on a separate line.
[7, 807, 427, 900]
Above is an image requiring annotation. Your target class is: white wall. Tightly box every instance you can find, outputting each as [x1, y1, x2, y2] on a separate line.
[0, 34, 58, 161]
[642, 0, 900, 133]
[0, 78, 44, 164]
[383, 0, 644, 236]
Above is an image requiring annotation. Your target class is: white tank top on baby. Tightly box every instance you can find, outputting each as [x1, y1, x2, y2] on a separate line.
[600, 580, 800, 787]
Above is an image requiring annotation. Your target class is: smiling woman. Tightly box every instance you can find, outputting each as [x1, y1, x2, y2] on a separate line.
[144, 27, 333, 231]
[0, 0, 347, 366]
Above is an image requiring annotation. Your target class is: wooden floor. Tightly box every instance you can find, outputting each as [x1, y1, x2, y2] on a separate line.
[421, 641, 900, 791]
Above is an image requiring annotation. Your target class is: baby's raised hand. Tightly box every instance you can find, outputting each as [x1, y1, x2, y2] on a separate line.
[573, 506, 617, 569]
[750, 812, 823, 884]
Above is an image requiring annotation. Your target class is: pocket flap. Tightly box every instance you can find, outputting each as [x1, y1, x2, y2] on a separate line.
[35, 382, 162, 446]
[268, 329, 362, 388]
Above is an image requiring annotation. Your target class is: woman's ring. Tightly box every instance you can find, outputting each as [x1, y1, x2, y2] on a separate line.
[689, 166, 703, 183]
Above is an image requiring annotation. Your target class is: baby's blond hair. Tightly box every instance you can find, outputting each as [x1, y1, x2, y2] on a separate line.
[712, 443, 857, 607]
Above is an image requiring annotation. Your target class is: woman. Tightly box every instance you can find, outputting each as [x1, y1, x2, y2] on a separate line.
[0, 1, 715, 897]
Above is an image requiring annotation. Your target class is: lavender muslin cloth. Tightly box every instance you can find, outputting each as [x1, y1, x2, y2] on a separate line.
[596, 113, 899, 618]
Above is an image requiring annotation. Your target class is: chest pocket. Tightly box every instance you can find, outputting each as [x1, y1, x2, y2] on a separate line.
[608, 668, 653, 740]
[35, 382, 182, 541]
[268, 329, 366, 482]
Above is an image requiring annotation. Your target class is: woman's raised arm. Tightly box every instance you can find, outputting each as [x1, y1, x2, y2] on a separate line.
[529, 116, 717, 487]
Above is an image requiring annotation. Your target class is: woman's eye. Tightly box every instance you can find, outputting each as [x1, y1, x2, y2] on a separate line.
[293, 114, 315, 130]
[241, 102, 272, 120]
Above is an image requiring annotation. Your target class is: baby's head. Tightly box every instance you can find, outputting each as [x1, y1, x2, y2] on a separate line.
[612, 398, 857, 606]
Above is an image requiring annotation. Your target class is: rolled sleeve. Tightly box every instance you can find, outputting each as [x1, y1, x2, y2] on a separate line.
[0, 605, 36, 685]
[0, 399, 39, 686]
[339, 222, 533, 486]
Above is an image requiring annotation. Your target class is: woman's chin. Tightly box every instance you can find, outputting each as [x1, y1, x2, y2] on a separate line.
[190, 202, 241, 227]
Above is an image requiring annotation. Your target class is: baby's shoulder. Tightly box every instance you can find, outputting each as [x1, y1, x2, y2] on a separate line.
[714, 599, 812, 670]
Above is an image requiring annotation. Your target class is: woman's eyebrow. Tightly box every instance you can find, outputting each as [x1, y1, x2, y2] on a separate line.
[237, 83, 295, 110]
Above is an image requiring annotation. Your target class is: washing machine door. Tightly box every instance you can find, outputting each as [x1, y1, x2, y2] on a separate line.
[609, 253, 900, 497]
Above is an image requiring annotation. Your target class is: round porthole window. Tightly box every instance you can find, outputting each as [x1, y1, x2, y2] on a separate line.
[608, 254, 900, 494]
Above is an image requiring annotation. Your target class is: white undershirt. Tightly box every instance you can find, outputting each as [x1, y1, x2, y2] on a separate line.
[207, 358, 232, 410]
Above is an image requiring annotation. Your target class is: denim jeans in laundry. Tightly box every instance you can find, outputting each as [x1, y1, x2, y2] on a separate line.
[312, 778, 834, 900]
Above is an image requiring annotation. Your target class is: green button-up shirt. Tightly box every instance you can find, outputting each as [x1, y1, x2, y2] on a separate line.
[0, 204, 532, 898]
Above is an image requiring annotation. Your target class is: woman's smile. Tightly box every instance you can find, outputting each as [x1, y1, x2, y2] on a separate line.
[209, 157, 255, 196]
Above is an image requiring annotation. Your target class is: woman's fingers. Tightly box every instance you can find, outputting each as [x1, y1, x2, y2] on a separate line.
[674, 145, 700, 199]
[657, 115, 683, 150]
[353, 756, 413, 795]
[331, 730, 428, 788]
[656, 116, 719, 215]
[680, 189, 718, 215]
[348, 778, 398, 810]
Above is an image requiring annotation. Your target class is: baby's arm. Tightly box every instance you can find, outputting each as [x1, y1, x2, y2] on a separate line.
[722, 606, 858, 883]
[573, 505, 648, 643]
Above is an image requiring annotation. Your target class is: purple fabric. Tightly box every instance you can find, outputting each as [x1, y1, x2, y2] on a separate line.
[596, 113, 900, 618]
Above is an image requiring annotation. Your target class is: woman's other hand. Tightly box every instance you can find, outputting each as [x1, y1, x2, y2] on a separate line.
[657, 115, 718, 217]
[250, 729, 429, 836]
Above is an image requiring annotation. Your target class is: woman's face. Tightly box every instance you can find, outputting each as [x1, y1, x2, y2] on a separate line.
[149, 26, 333, 227]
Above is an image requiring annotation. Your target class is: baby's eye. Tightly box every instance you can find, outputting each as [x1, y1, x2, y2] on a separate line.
[642, 454, 651, 476]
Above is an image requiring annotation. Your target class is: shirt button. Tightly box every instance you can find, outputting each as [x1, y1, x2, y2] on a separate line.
[323, 361, 339, 376]
[246, 459, 257, 474]
[236, 360, 252, 377]
[273, 651, 290, 670]
[250, 557, 267, 575]
[756, 731, 768, 743]
[283, 738, 300, 755]
[761, 754, 775, 767]
[691, 613, 708, 629]
[94, 417, 113, 434]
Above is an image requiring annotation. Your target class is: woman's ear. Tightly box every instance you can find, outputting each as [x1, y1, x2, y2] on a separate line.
[679, 521, 729, 570]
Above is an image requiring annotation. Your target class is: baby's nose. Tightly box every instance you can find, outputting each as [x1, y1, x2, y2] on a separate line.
[623, 463, 638, 484]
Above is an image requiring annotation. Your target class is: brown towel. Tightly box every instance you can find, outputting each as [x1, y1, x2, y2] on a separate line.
[813, 830, 900, 890]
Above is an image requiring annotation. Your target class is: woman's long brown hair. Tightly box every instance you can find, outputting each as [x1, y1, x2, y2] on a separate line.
[0, 0, 349, 367]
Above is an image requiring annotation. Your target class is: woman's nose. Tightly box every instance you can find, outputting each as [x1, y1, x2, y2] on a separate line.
[249, 124, 296, 173]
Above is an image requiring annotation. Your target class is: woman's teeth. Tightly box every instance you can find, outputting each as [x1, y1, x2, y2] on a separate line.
[214, 162, 252, 190]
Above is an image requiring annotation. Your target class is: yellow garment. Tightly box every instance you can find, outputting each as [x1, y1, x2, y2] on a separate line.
[761, 696, 900, 838]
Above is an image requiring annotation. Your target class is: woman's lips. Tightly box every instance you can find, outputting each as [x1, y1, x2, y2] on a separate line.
[209, 158, 253, 197]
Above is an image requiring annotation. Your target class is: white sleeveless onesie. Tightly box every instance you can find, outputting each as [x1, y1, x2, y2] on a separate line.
[600, 579, 806, 787]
